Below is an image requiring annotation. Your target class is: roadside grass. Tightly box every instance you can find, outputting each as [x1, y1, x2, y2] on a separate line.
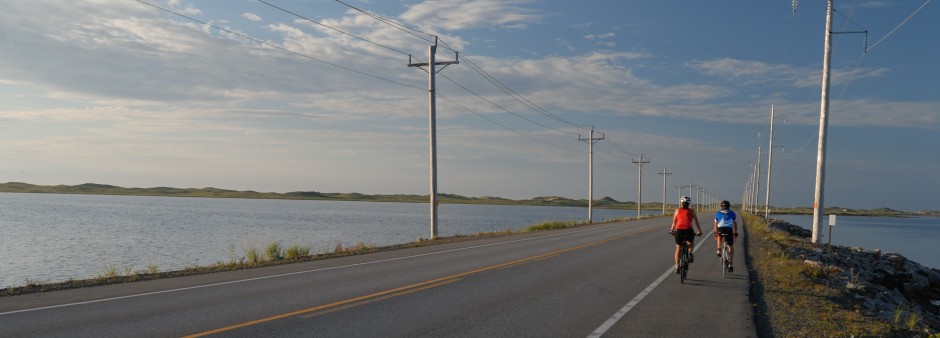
[265, 241, 282, 261]
[1, 214, 663, 297]
[744, 213, 934, 337]
[524, 220, 584, 232]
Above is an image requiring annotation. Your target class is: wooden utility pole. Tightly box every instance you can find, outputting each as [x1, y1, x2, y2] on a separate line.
[812, 0, 834, 243]
[658, 166, 672, 215]
[632, 154, 651, 218]
[409, 37, 458, 239]
[765, 105, 779, 219]
[580, 128, 604, 223]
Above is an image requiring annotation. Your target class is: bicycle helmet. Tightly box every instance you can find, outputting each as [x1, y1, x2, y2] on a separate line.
[680, 196, 691, 205]
[720, 200, 730, 209]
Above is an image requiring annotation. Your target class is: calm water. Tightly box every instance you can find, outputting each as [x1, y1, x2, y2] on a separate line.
[0, 193, 659, 288]
[770, 214, 939, 269]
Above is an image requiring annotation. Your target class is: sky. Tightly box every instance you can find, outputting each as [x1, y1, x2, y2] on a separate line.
[0, 0, 936, 211]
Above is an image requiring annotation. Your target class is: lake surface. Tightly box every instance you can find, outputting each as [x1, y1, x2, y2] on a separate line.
[0, 193, 661, 288]
[770, 214, 939, 270]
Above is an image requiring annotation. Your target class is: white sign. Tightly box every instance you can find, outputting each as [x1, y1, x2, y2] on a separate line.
[829, 214, 837, 226]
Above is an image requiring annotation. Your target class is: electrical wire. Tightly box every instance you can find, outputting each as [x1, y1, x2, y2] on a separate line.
[333, 0, 437, 45]
[438, 94, 582, 153]
[327, 1, 591, 135]
[134, 0, 425, 91]
[457, 54, 588, 132]
[324, 1, 625, 200]
[258, 0, 414, 57]
[867, 0, 932, 52]
[148, 0, 641, 170]
[602, 135, 639, 157]
[438, 73, 581, 136]
[780, 131, 817, 157]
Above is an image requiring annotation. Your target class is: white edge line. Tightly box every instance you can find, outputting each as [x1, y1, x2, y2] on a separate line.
[1, 221, 640, 317]
[587, 228, 715, 338]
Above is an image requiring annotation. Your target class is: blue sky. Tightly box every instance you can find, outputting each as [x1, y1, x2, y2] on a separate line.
[0, 0, 936, 211]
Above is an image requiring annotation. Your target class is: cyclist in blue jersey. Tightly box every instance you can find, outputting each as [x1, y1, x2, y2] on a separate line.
[713, 200, 738, 272]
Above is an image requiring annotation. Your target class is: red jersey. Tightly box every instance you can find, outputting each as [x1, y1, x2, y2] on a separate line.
[674, 208, 695, 230]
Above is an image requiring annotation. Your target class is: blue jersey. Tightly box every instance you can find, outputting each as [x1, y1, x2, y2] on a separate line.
[715, 209, 736, 228]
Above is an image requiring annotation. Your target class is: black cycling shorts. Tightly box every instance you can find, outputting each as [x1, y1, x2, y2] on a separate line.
[674, 229, 695, 245]
[717, 227, 734, 246]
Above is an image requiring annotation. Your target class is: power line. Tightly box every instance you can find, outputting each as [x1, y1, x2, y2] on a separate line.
[150, 0, 613, 160]
[457, 54, 588, 131]
[602, 134, 639, 157]
[333, 0, 437, 45]
[438, 73, 581, 135]
[258, 0, 414, 57]
[594, 143, 631, 161]
[867, 0, 932, 52]
[438, 94, 581, 153]
[263, 1, 593, 155]
[327, 1, 590, 135]
[135, 0, 425, 91]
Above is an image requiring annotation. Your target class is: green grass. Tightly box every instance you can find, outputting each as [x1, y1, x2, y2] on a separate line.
[524, 220, 584, 232]
[147, 263, 159, 274]
[284, 244, 311, 260]
[265, 241, 282, 261]
[243, 244, 261, 264]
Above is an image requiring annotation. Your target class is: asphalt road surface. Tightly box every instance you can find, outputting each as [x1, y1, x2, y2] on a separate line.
[0, 216, 756, 337]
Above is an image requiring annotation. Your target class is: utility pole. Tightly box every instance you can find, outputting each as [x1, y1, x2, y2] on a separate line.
[409, 37, 458, 239]
[812, 0, 834, 244]
[658, 166, 672, 215]
[755, 146, 762, 214]
[632, 154, 651, 218]
[765, 105, 782, 219]
[695, 187, 705, 210]
[752, 164, 759, 212]
[580, 128, 604, 223]
[675, 185, 684, 209]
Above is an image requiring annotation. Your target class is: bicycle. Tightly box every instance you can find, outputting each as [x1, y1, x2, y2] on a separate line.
[717, 231, 733, 277]
[671, 231, 701, 284]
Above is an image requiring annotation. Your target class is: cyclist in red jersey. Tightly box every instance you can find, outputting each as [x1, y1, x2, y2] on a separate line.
[670, 196, 702, 273]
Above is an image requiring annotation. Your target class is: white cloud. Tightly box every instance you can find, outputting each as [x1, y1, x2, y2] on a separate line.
[400, 0, 543, 31]
[242, 12, 261, 21]
[689, 58, 889, 89]
[584, 33, 615, 40]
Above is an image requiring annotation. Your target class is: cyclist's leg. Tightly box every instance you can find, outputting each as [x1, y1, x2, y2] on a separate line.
[726, 232, 735, 265]
[673, 233, 683, 267]
[715, 232, 721, 255]
[674, 243, 680, 265]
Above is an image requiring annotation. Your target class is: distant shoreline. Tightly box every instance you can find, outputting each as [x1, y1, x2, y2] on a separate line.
[2, 182, 937, 217]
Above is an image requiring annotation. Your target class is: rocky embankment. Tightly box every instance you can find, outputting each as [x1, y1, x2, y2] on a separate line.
[768, 219, 940, 332]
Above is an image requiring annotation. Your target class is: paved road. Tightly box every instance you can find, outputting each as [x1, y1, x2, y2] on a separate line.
[0, 217, 755, 337]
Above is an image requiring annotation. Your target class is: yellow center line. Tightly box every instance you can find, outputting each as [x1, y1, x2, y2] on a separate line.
[300, 278, 462, 319]
[183, 229, 647, 337]
[532, 253, 561, 261]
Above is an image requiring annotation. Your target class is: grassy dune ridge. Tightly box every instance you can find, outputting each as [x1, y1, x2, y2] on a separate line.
[0, 182, 651, 209]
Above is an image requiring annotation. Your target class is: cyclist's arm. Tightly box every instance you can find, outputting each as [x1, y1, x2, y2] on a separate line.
[670, 210, 679, 232]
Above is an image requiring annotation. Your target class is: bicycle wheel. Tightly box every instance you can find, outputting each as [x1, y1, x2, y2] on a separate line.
[721, 240, 728, 277]
[680, 250, 688, 283]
